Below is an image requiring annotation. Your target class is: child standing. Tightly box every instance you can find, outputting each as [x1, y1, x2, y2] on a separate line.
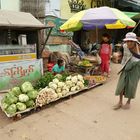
[99, 33, 112, 77]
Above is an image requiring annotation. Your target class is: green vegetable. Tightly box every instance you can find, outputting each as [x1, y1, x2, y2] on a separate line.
[19, 94, 29, 102]
[21, 81, 34, 93]
[84, 79, 89, 86]
[60, 72, 70, 82]
[6, 104, 17, 115]
[25, 100, 35, 108]
[4, 93, 18, 105]
[11, 87, 22, 97]
[16, 102, 26, 111]
[35, 72, 54, 89]
[1, 102, 9, 110]
[27, 90, 38, 100]
[54, 74, 62, 80]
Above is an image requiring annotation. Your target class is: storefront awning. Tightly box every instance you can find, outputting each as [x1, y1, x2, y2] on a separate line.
[0, 10, 46, 29]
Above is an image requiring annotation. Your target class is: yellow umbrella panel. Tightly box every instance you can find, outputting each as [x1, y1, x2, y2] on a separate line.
[105, 20, 126, 29]
[60, 10, 86, 31]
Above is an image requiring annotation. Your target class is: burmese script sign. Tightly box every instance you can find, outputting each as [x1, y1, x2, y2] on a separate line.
[0, 59, 43, 91]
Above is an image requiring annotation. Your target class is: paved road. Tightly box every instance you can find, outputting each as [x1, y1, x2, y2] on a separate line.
[0, 63, 140, 140]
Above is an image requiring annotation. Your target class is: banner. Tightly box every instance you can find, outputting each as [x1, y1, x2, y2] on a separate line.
[0, 59, 43, 91]
[45, 16, 73, 37]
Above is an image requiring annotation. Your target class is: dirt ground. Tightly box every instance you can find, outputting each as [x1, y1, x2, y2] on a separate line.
[0, 63, 140, 140]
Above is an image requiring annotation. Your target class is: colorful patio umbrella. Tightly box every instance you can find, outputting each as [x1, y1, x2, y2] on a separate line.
[60, 6, 136, 31]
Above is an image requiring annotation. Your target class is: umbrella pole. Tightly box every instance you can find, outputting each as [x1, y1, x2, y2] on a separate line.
[132, 20, 140, 32]
[96, 25, 98, 44]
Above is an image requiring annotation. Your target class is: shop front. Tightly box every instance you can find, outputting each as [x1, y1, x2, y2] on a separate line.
[0, 10, 52, 91]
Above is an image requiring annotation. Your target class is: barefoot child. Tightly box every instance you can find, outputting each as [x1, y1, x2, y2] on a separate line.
[99, 33, 112, 77]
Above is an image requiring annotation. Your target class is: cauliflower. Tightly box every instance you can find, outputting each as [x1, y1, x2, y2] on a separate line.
[48, 82, 53, 87]
[58, 93, 63, 98]
[56, 88, 62, 93]
[62, 90, 67, 96]
[66, 85, 70, 90]
[53, 93, 58, 99]
[66, 76, 72, 81]
[53, 78, 59, 84]
[77, 81, 83, 86]
[77, 74, 84, 81]
[63, 86, 70, 92]
[19, 94, 29, 102]
[76, 86, 80, 91]
[66, 81, 73, 87]
[54, 74, 62, 80]
[77, 81, 85, 89]
[72, 83, 76, 87]
[49, 83, 57, 90]
[71, 76, 78, 84]
[45, 88, 56, 94]
[81, 80, 85, 84]
[58, 82, 65, 88]
[71, 86, 77, 92]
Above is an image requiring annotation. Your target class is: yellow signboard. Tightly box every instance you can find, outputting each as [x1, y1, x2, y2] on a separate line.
[0, 53, 36, 62]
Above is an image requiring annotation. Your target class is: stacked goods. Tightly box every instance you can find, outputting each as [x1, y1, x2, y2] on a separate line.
[36, 74, 86, 107]
[1, 82, 38, 116]
[0, 73, 90, 117]
[84, 75, 107, 84]
[78, 60, 93, 67]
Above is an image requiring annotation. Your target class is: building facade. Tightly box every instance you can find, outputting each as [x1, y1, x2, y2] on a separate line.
[45, 0, 61, 17]
[0, 0, 20, 11]
[60, 0, 91, 19]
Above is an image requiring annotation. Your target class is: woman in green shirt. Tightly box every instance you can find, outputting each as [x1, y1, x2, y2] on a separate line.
[114, 32, 140, 110]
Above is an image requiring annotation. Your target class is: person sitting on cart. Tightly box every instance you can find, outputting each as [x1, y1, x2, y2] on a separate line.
[52, 59, 65, 74]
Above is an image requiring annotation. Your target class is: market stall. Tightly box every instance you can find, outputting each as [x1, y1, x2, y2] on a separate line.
[0, 10, 53, 91]
[0, 9, 107, 119]
[0, 72, 106, 119]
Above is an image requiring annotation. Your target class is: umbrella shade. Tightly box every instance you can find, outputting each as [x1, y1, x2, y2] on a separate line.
[60, 6, 136, 31]
[123, 11, 139, 18]
[105, 20, 126, 29]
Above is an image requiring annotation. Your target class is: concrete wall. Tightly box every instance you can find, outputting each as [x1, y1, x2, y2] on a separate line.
[45, 0, 60, 17]
[1, 0, 20, 11]
[60, 0, 91, 19]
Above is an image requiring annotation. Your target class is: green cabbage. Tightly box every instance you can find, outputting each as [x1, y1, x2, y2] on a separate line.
[27, 90, 38, 100]
[6, 104, 17, 115]
[16, 102, 26, 111]
[1, 102, 9, 110]
[11, 87, 22, 97]
[21, 81, 34, 93]
[19, 94, 29, 102]
[25, 100, 35, 108]
[4, 93, 18, 105]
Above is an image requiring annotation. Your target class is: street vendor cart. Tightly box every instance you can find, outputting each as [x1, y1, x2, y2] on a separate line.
[68, 40, 101, 75]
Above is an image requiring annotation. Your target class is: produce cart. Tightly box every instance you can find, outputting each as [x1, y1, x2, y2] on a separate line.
[0, 73, 105, 120]
[69, 40, 101, 75]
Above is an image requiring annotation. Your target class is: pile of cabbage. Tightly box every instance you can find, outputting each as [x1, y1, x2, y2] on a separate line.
[36, 74, 85, 107]
[1, 82, 38, 115]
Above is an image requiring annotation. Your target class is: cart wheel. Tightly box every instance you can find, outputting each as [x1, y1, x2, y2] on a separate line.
[13, 114, 22, 121]
[16, 114, 22, 119]
[36, 107, 41, 112]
